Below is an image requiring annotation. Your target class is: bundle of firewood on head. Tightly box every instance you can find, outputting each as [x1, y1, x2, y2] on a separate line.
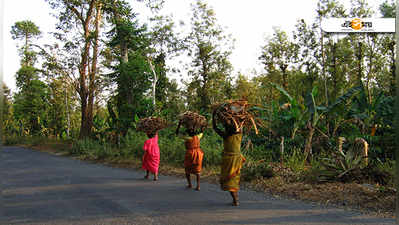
[177, 111, 207, 136]
[136, 117, 168, 137]
[213, 99, 261, 135]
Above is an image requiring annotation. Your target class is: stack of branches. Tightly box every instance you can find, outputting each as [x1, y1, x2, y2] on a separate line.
[213, 99, 261, 134]
[136, 117, 168, 134]
[178, 111, 207, 134]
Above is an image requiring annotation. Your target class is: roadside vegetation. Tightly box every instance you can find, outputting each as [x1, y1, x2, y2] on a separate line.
[3, 0, 396, 217]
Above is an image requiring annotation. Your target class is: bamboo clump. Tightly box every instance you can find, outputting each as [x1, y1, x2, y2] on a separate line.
[213, 99, 260, 134]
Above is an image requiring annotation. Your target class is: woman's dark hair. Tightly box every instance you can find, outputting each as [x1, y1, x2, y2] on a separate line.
[187, 128, 198, 137]
[225, 123, 241, 136]
[147, 131, 157, 138]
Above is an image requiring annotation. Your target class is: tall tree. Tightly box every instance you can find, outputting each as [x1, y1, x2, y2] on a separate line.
[185, 0, 234, 113]
[259, 28, 298, 90]
[147, 14, 183, 112]
[11, 20, 42, 87]
[316, 0, 346, 105]
[11, 20, 49, 136]
[46, 0, 104, 138]
[348, 0, 374, 86]
[379, 0, 396, 95]
[293, 19, 319, 97]
[13, 80, 50, 136]
[104, 0, 154, 136]
[232, 74, 258, 103]
[10, 20, 41, 66]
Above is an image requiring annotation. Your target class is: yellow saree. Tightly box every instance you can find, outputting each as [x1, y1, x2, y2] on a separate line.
[220, 133, 245, 192]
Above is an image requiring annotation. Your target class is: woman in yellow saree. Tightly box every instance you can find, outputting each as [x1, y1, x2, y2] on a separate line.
[212, 110, 245, 206]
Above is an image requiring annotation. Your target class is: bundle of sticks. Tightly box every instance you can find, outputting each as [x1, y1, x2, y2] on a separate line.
[178, 111, 207, 134]
[213, 99, 260, 134]
[136, 117, 168, 134]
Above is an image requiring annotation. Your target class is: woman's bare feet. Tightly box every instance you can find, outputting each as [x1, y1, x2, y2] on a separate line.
[230, 191, 239, 206]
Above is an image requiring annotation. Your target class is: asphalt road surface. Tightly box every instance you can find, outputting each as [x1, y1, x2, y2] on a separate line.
[1, 146, 395, 225]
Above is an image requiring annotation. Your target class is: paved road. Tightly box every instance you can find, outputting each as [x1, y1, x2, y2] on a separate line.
[1, 146, 395, 225]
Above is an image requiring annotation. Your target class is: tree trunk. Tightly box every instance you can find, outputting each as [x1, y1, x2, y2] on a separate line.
[78, 1, 100, 139]
[80, 97, 90, 138]
[356, 42, 363, 85]
[121, 42, 128, 63]
[65, 86, 70, 138]
[304, 122, 315, 161]
[366, 36, 374, 105]
[148, 58, 158, 110]
[390, 41, 395, 96]
[332, 42, 337, 100]
[281, 64, 288, 90]
[320, 28, 328, 106]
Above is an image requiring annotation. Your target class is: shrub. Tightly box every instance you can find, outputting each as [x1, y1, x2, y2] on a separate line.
[71, 138, 114, 159]
[242, 157, 273, 181]
[284, 147, 307, 174]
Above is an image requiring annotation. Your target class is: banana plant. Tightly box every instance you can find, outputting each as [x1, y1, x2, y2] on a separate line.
[303, 86, 324, 159]
[350, 89, 393, 136]
[303, 85, 363, 160]
[92, 114, 108, 143]
[272, 83, 362, 161]
[270, 82, 306, 139]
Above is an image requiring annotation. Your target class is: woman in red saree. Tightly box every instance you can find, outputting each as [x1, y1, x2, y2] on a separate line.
[142, 131, 160, 181]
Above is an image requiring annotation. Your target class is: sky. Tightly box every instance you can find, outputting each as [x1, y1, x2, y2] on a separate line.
[2, 0, 383, 92]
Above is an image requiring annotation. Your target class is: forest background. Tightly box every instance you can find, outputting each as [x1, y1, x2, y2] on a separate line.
[1, 0, 397, 215]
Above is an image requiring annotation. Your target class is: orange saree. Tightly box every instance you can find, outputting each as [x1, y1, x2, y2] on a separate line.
[184, 135, 204, 174]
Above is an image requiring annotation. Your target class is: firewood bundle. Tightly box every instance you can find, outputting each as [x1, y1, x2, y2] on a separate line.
[178, 111, 207, 133]
[136, 117, 168, 134]
[213, 99, 260, 134]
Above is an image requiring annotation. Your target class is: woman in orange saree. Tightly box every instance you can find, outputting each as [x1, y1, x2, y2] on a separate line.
[176, 124, 204, 191]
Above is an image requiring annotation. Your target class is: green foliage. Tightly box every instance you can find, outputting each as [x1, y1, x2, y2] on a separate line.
[13, 79, 50, 136]
[185, 0, 234, 113]
[113, 52, 153, 135]
[379, 0, 396, 18]
[242, 158, 273, 181]
[16, 66, 39, 89]
[284, 147, 307, 173]
[10, 20, 41, 42]
[11, 20, 41, 67]
[259, 28, 298, 89]
[71, 138, 116, 160]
